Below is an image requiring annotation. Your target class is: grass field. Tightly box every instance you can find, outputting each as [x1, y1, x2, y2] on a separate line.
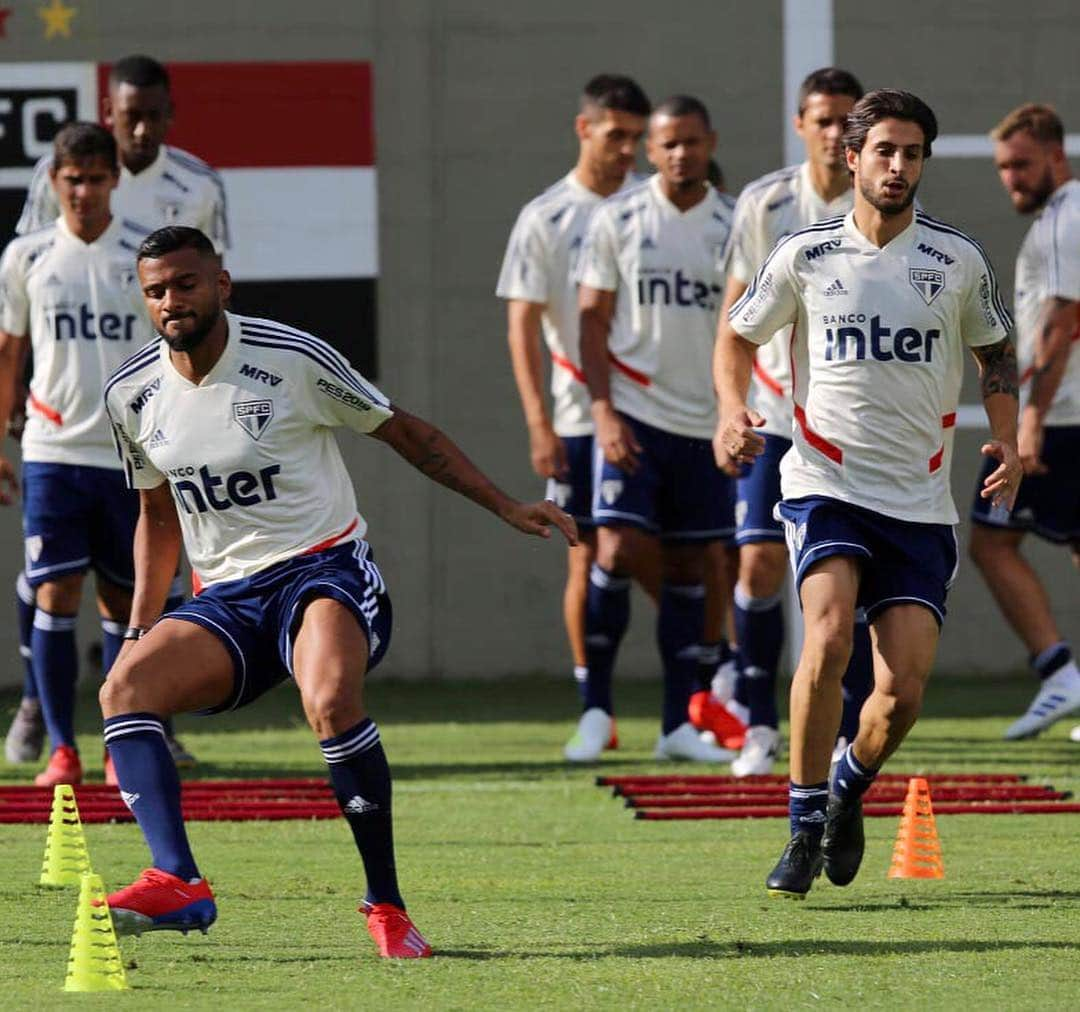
[1, 674, 1078, 1009]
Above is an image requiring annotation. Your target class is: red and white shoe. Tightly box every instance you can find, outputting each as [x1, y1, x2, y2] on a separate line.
[688, 691, 747, 750]
[34, 745, 82, 787]
[103, 868, 217, 936]
[361, 901, 432, 958]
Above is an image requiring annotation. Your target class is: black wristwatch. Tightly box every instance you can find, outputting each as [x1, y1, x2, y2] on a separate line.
[123, 626, 151, 641]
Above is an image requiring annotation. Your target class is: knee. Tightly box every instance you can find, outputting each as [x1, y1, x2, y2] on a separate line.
[802, 617, 853, 681]
[36, 575, 83, 614]
[739, 546, 787, 598]
[302, 675, 364, 738]
[99, 659, 149, 716]
[596, 530, 636, 575]
[874, 679, 924, 726]
[969, 527, 1006, 571]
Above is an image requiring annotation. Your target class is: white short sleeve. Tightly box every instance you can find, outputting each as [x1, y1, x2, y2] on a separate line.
[15, 155, 58, 236]
[1047, 211, 1080, 302]
[962, 253, 1013, 348]
[725, 190, 766, 285]
[105, 400, 168, 490]
[728, 239, 798, 345]
[297, 336, 395, 434]
[576, 207, 620, 292]
[496, 209, 549, 303]
[0, 243, 30, 337]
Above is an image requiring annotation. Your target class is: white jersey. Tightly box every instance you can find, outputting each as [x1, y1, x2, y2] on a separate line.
[0, 216, 154, 469]
[105, 312, 393, 588]
[496, 171, 641, 437]
[1013, 178, 1080, 426]
[17, 145, 228, 251]
[730, 210, 1012, 524]
[726, 162, 854, 437]
[577, 174, 733, 439]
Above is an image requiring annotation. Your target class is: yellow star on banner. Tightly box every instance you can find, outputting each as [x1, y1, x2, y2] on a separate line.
[38, 0, 76, 39]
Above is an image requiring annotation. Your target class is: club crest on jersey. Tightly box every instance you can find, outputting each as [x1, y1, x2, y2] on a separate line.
[909, 268, 945, 306]
[600, 479, 623, 505]
[25, 535, 43, 563]
[233, 400, 274, 441]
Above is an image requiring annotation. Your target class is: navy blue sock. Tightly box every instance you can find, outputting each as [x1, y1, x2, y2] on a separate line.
[789, 780, 829, 842]
[100, 618, 125, 678]
[572, 665, 589, 705]
[696, 639, 734, 692]
[1031, 642, 1072, 681]
[33, 609, 78, 750]
[734, 585, 783, 728]
[583, 565, 630, 714]
[831, 743, 879, 803]
[16, 572, 36, 700]
[838, 611, 873, 742]
[658, 583, 705, 734]
[321, 718, 404, 909]
[103, 713, 199, 880]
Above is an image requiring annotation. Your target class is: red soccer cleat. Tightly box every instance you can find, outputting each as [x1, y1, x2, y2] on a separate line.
[361, 901, 432, 958]
[103, 868, 217, 936]
[688, 691, 747, 750]
[34, 744, 82, 787]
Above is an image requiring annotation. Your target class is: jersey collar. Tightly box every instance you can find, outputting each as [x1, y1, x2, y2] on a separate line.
[122, 145, 168, 185]
[55, 213, 123, 249]
[160, 309, 239, 388]
[842, 207, 918, 255]
[799, 161, 852, 216]
[649, 172, 715, 219]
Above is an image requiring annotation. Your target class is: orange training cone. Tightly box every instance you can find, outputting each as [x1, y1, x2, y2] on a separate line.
[887, 777, 944, 879]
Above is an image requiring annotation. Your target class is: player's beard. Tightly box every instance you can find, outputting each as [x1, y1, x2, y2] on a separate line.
[1014, 166, 1056, 214]
[159, 307, 219, 353]
[860, 174, 919, 217]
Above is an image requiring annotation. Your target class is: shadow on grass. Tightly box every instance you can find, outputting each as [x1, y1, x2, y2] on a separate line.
[818, 889, 1080, 913]
[434, 937, 1080, 961]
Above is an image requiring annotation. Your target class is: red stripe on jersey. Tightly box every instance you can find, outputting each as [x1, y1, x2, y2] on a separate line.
[752, 359, 784, 397]
[942, 412, 956, 428]
[301, 517, 360, 556]
[928, 446, 945, 473]
[98, 62, 374, 168]
[28, 393, 62, 426]
[550, 352, 586, 384]
[191, 570, 203, 597]
[607, 351, 651, 387]
[794, 404, 843, 464]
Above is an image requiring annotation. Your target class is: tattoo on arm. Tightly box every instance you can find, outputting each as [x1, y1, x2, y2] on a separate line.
[410, 429, 490, 501]
[973, 337, 1019, 399]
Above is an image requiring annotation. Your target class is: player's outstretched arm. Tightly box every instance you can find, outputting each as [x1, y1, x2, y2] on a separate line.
[1019, 297, 1079, 474]
[0, 329, 24, 504]
[127, 482, 184, 631]
[972, 336, 1022, 509]
[506, 298, 567, 480]
[713, 317, 766, 470]
[373, 408, 577, 545]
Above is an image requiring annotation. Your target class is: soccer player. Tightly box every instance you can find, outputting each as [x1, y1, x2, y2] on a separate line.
[100, 225, 574, 957]
[716, 90, 1020, 896]
[716, 67, 873, 776]
[576, 95, 737, 761]
[5, 53, 228, 766]
[496, 74, 656, 760]
[0, 123, 156, 786]
[969, 104, 1080, 739]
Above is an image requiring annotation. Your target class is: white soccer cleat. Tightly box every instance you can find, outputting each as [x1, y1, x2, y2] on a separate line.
[654, 722, 737, 762]
[1070, 725, 1080, 743]
[731, 725, 781, 777]
[1003, 666, 1080, 740]
[563, 707, 613, 762]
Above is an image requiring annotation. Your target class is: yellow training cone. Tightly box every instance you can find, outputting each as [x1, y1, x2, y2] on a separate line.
[39, 785, 92, 888]
[63, 873, 129, 992]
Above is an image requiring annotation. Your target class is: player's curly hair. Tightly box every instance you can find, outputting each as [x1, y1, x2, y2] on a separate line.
[842, 89, 938, 157]
[53, 121, 118, 171]
[137, 226, 217, 262]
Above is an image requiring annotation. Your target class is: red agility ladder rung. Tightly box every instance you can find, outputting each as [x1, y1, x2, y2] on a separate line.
[633, 801, 1080, 820]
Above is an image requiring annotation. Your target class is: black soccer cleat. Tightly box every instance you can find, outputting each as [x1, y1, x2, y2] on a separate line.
[822, 793, 865, 886]
[766, 831, 823, 899]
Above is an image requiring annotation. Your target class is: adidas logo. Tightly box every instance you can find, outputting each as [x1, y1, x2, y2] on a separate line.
[799, 810, 827, 824]
[148, 428, 169, 448]
[120, 790, 141, 809]
[344, 794, 379, 815]
[823, 278, 847, 297]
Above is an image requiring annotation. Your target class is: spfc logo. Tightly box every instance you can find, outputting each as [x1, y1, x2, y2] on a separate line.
[909, 267, 945, 305]
[600, 479, 623, 505]
[233, 400, 274, 441]
[25, 535, 43, 563]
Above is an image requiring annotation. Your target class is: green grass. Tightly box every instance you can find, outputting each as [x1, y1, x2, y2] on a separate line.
[1, 675, 1078, 1009]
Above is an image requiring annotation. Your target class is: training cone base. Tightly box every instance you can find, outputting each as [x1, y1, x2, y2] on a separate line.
[64, 872, 129, 992]
[887, 777, 944, 880]
[39, 784, 92, 888]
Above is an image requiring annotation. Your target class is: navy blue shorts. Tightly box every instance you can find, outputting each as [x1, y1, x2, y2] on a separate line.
[167, 539, 392, 714]
[22, 461, 138, 589]
[776, 496, 958, 626]
[735, 432, 791, 545]
[592, 412, 735, 541]
[545, 434, 595, 528]
[970, 425, 1080, 544]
